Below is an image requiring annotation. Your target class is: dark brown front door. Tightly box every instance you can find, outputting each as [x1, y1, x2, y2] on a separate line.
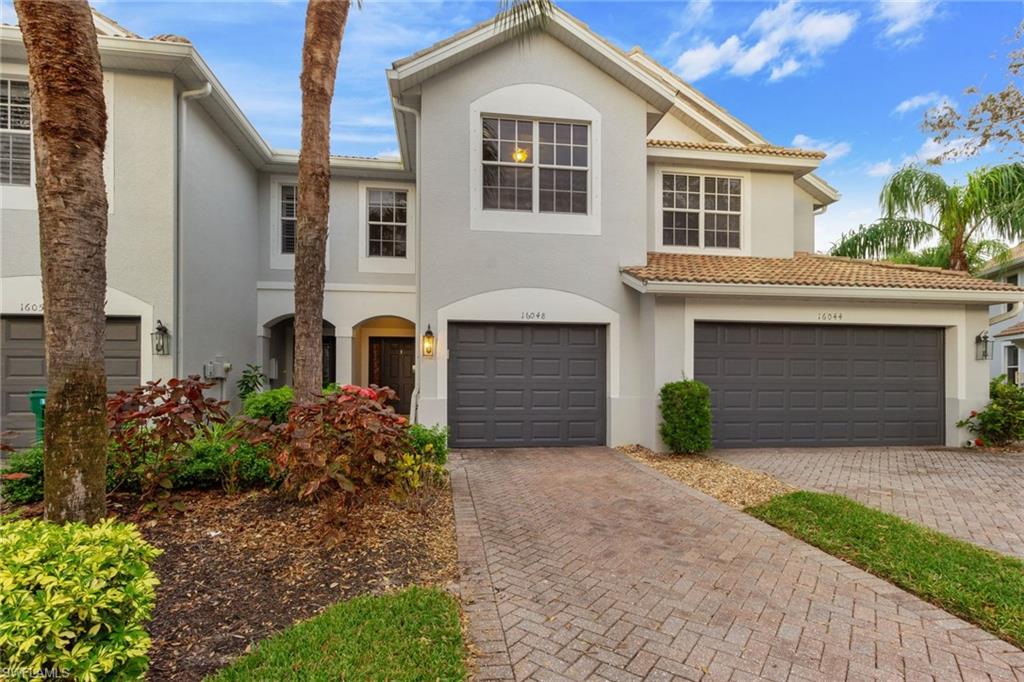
[372, 337, 414, 414]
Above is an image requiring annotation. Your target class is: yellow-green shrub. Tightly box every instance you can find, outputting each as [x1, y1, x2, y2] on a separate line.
[0, 518, 161, 681]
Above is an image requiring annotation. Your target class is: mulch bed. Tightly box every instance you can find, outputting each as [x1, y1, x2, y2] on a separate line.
[619, 444, 794, 509]
[110, 485, 458, 681]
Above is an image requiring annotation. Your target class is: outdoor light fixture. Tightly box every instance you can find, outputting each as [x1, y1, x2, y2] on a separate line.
[975, 331, 991, 361]
[512, 147, 529, 163]
[422, 325, 435, 358]
[152, 320, 171, 356]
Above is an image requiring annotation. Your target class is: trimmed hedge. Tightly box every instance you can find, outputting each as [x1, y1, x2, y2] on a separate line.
[243, 387, 294, 424]
[0, 445, 44, 505]
[0, 518, 161, 681]
[658, 380, 712, 454]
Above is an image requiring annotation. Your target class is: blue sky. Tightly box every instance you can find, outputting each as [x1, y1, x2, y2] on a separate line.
[3, 0, 1021, 250]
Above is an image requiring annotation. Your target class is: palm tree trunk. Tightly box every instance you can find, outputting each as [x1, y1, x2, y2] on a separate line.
[949, 230, 969, 271]
[14, 0, 109, 523]
[293, 0, 350, 401]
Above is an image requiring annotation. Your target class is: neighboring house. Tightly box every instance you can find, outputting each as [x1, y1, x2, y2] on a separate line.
[1, 8, 1019, 450]
[980, 243, 1024, 384]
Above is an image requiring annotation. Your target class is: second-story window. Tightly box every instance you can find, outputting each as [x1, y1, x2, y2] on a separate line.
[0, 79, 31, 187]
[280, 184, 296, 254]
[482, 116, 589, 215]
[367, 188, 408, 257]
[662, 172, 741, 249]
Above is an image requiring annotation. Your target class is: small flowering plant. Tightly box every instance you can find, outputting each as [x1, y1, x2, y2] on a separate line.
[248, 383, 412, 512]
[956, 375, 1024, 448]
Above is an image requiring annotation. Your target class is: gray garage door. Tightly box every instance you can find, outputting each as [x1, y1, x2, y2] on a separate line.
[1, 316, 142, 448]
[448, 323, 606, 448]
[694, 322, 944, 448]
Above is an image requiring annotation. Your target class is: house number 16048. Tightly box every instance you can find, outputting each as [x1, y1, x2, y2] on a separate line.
[521, 312, 546, 320]
[817, 312, 843, 321]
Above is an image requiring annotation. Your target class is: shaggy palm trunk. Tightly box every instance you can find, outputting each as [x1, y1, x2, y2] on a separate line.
[293, 0, 350, 401]
[949, 231, 969, 271]
[14, 0, 109, 523]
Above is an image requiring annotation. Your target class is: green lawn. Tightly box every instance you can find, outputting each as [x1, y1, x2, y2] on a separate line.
[206, 586, 466, 681]
[748, 491, 1024, 648]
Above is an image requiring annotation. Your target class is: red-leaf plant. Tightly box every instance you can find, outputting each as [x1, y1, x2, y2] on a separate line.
[248, 384, 410, 516]
[107, 376, 229, 511]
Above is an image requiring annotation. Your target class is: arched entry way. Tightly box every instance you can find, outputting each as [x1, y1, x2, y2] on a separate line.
[265, 316, 337, 389]
[352, 315, 415, 414]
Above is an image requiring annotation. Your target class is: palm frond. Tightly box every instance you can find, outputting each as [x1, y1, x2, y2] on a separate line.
[962, 163, 1024, 240]
[829, 218, 938, 260]
[879, 166, 951, 219]
[496, 0, 553, 43]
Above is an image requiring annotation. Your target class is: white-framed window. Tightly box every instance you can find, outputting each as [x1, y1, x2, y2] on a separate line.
[0, 78, 31, 187]
[1008, 344, 1019, 385]
[481, 117, 589, 216]
[655, 168, 750, 255]
[358, 180, 415, 274]
[280, 184, 297, 254]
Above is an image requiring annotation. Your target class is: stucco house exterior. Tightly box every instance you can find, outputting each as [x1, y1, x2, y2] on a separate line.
[981, 243, 1024, 384]
[1, 8, 1019, 450]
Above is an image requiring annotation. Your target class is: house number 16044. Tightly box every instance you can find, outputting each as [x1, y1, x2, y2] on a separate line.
[817, 312, 843, 321]
[521, 312, 546, 320]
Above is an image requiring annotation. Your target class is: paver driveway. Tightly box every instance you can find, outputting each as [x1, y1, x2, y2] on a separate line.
[451, 447, 1024, 682]
[713, 447, 1024, 559]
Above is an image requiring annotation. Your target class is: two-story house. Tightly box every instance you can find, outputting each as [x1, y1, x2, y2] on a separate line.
[1, 8, 1018, 450]
[981, 243, 1024, 383]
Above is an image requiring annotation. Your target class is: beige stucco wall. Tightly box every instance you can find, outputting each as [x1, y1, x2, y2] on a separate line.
[793, 186, 816, 253]
[653, 295, 991, 448]
[0, 68, 176, 381]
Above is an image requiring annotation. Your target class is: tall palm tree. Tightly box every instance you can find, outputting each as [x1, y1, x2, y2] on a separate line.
[291, 0, 552, 400]
[830, 164, 1024, 272]
[13, 0, 109, 523]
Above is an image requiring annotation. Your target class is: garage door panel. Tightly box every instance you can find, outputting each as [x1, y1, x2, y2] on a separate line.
[695, 322, 943, 448]
[448, 323, 606, 448]
[2, 316, 142, 449]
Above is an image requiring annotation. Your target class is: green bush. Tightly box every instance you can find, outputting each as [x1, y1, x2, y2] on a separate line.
[957, 375, 1024, 446]
[0, 518, 161, 681]
[243, 386, 294, 424]
[175, 423, 276, 492]
[1, 445, 44, 505]
[408, 423, 450, 465]
[658, 380, 712, 454]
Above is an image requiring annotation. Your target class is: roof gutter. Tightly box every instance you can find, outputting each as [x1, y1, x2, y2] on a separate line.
[621, 272, 1023, 305]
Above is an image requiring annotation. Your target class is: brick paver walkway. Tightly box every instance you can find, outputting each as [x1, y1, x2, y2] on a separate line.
[450, 447, 1024, 681]
[713, 447, 1024, 559]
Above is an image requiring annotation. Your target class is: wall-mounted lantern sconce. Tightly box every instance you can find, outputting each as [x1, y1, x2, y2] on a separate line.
[152, 319, 171, 356]
[422, 325, 435, 358]
[975, 331, 992, 361]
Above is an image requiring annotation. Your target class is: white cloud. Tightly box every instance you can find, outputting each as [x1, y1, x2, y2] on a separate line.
[792, 133, 851, 161]
[376, 148, 401, 160]
[866, 159, 895, 177]
[903, 136, 974, 164]
[875, 1, 938, 47]
[893, 91, 954, 116]
[685, 0, 713, 24]
[674, 0, 857, 81]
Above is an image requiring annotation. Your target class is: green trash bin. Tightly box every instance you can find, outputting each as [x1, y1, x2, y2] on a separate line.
[28, 388, 46, 444]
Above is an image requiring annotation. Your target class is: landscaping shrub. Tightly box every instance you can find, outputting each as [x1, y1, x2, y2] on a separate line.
[658, 380, 712, 454]
[0, 445, 44, 506]
[957, 375, 1024, 446]
[236, 364, 265, 402]
[408, 423, 450, 465]
[175, 423, 276, 492]
[107, 376, 230, 511]
[0, 518, 161, 680]
[249, 384, 415, 513]
[243, 386, 294, 424]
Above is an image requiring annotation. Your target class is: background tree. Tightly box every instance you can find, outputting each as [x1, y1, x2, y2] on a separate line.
[13, 0, 109, 523]
[830, 165, 1024, 272]
[924, 22, 1024, 162]
[291, 0, 552, 400]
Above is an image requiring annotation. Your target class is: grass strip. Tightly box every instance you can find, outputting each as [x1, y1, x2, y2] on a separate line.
[748, 491, 1024, 649]
[207, 586, 466, 681]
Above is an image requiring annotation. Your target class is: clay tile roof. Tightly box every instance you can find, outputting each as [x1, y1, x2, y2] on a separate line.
[647, 139, 827, 160]
[622, 252, 1024, 292]
[996, 321, 1024, 337]
[150, 34, 191, 44]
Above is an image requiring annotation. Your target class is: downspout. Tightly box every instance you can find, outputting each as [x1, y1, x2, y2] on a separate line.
[174, 82, 212, 378]
[392, 98, 422, 422]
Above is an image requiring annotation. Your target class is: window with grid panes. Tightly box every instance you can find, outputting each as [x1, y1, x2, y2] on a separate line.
[662, 173, 741, 249]
[0, 79, 31, 186]
[280, 185, 296, 254]
[481, 116, 589, 215]
[367, 189, 408, 257]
